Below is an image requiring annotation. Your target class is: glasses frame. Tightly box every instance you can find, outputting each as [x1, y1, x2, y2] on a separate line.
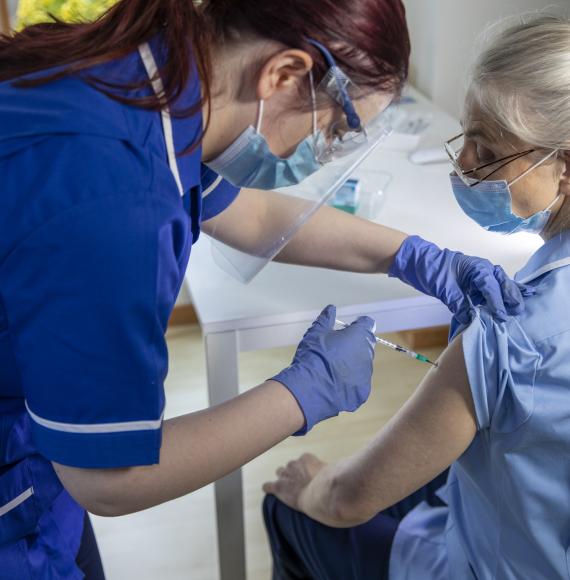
[444, 133, 535, 187]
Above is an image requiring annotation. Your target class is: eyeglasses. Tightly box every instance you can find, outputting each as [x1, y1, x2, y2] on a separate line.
[315, 120, 369, 164]
[444, 133, 535, 187]
[307, 39, 363, 132]
[306, 38, 373, 164]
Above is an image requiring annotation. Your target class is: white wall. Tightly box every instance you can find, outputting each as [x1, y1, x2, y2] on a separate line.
[403, 0, 565, 119]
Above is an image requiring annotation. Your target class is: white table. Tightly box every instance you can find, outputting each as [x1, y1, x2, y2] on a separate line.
[186, 88, 541, 580]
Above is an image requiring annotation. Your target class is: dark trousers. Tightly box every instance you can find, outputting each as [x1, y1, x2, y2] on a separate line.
[263, 469, 449, 580]
[76, 513, 106, 580]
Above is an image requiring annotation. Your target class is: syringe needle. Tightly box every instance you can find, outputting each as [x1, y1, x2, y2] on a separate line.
[335, 319, 439, 367]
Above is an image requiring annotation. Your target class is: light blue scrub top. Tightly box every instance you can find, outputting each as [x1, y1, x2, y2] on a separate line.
[389, 231, 570, 580]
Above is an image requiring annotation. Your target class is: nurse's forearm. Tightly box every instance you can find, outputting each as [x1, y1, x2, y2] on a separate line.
[202, 188, 407, 274]
[275, 204, 408, 274]
[53, 381, 304, 517]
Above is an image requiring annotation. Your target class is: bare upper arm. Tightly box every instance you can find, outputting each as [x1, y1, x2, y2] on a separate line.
[333, 333, 477, 522]
[52, 461, 133, 517]
[200, 187, 268, 242]
[200, 187, 316, 255]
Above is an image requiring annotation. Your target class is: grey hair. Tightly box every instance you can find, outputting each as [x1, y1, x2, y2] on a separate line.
[466, 13, 570, 152]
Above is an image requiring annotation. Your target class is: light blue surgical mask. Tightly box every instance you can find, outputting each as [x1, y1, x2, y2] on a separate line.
[450, 149, 560, 235]
[206, 74, 325, 190]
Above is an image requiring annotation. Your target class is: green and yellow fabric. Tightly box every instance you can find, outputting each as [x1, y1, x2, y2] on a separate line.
[17, 0, 118, 28]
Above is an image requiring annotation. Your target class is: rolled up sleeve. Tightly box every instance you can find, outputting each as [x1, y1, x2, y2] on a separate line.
[200, 165, 240, 221]
[462, 308, 538, 433]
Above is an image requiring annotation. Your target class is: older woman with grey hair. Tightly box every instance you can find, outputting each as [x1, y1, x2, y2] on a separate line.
[263, 14, 570, 580]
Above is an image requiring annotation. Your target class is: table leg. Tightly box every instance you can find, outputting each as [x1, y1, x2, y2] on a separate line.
[204, 331, 247, 580]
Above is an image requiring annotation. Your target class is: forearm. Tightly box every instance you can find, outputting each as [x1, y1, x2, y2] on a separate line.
[55, 381, 304, 516]
[202, 188, 408, 274]
[208, 191, 524, 322]
[296, 336, 477, 528]
[276, 204, 408, 274]
[302, 422, 437, 528]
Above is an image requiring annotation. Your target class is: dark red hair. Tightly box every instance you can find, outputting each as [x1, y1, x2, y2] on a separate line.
[0, 0, 410, 117]
[203, 0, 410, 96]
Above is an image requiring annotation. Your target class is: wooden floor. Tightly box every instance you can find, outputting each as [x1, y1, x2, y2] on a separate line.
[91, 324, 446, 580]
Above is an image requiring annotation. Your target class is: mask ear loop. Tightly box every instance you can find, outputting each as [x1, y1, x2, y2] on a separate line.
[255, 99, 265, 134]
[509, 149, 561, 224]
[256, 74, 316, 137]
[309, 71, 318, 137]
[510, 149, 559, 186]
[543, 193, 563, 213]
[254, 72, 319, 156]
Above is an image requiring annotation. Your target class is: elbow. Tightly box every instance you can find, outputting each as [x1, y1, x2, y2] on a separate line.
[85, 497, 130, 518]
[84, 502, 115, 518]
[53, 462, 137, 518]
[68, 487, 132, 518]
[328, 474, 377, 527]
[73, 480, 148, 517]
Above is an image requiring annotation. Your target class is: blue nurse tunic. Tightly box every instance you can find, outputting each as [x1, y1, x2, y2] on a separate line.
[0, 38, 240, 578]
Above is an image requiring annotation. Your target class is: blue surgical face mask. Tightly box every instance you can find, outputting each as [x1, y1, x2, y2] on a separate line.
[206, 74, 325, 190]
[450, 150, 560, 235]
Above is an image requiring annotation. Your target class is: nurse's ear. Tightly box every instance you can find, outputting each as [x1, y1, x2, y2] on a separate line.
[255, 49, 314, 101]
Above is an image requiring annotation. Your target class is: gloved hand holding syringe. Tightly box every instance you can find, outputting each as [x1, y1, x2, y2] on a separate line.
[335, 319, 438, 367]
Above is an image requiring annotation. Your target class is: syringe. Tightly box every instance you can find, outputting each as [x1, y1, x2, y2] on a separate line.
[335, 319, 439, 367]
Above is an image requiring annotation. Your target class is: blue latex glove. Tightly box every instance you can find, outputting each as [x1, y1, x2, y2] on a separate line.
[389, 235, 535, 325]
[271, 305, 376, 436]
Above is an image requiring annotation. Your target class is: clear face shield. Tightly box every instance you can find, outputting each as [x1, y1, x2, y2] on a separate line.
[207, 40, 397, 283]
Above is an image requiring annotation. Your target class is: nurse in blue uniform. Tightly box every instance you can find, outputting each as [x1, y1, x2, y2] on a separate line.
[0, 0, 529, 577]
